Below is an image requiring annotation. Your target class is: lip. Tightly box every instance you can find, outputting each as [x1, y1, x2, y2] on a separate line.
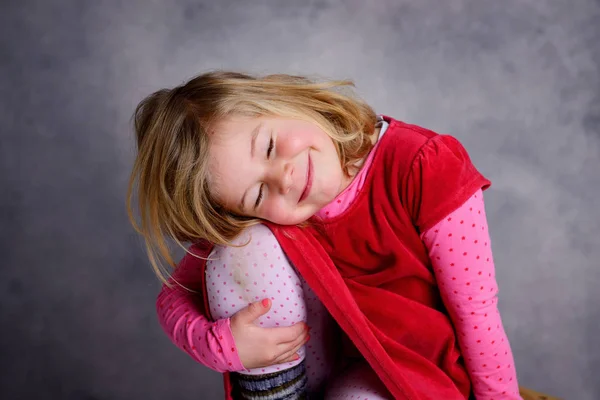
[299, 152, 313, 203]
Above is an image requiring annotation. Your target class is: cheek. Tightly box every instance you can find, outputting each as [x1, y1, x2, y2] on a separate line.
[262, 198, 311, 225]
[262, 198, 290, 222]
[277, 133, 307, 157]
[320, 155, 343, 186]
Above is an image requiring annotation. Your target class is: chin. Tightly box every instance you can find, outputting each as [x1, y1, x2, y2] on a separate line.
[264, 206, 317, 226]
[272, 213, 313, 226]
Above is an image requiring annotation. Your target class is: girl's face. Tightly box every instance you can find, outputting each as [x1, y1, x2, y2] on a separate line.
[208, 115, 350, 225]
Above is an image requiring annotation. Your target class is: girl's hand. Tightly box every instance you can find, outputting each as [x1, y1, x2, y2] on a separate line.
[230, 298, 310, 369]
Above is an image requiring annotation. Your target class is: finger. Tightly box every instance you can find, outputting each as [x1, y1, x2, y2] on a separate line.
[234, 298, 271, 324]
[274, 326, 308, 348]
[274, 335, 310, 364]
[276, 329, 309, 356]
[277, 352, 302, 365]
[269, 322, 309, 344]
[264, 329, 308, 366]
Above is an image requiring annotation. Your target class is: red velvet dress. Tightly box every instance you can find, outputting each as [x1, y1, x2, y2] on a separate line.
[180, 117, 490, 399]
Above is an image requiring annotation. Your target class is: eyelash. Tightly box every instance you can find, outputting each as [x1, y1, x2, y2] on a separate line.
[255, 184, 264, 208]
[267, 137, 274, 159]
[255, 136, 274, 208]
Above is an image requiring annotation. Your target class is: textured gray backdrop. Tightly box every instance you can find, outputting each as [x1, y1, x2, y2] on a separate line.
[1, 1, 598, 399]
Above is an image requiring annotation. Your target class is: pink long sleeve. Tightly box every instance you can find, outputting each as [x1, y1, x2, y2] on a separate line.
[421, 190, 521, 400]
[156, 250, 245, 373]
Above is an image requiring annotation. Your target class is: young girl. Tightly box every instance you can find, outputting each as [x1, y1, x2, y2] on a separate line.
[128, 71, 522, 399]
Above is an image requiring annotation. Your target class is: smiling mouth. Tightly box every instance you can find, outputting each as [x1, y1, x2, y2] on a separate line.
[299, 152, 313, 203]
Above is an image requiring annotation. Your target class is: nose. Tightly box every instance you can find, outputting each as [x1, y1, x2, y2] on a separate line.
[269, 162, 293, 195]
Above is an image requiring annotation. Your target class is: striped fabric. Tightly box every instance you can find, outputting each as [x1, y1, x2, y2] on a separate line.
[231, 362, 308, 399]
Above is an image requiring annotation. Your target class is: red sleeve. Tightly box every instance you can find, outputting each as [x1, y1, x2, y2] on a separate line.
[403, 133, 491, 233]
[156, 248, 245, 373]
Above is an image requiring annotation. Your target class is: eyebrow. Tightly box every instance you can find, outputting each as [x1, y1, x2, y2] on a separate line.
[239, 122, 264, 211]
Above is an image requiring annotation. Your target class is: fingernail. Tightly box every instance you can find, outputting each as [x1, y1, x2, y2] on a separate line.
[261, 299, 269, 308]
[293, 354, 300, 361]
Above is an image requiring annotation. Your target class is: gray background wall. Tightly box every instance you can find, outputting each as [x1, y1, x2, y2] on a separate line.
[1, 1, 598, 399]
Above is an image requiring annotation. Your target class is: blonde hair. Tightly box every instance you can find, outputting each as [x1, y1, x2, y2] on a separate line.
[127, 70, 377, 282]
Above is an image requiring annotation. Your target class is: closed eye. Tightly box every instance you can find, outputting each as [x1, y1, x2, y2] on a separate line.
[267, 137, 274, 159]
[254, 183, 264, 209]
[255, 134, 273, 209]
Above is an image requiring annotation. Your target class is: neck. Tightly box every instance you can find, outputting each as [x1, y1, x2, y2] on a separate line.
[371, 125, 381, 145]
[341, 125, 381, 188]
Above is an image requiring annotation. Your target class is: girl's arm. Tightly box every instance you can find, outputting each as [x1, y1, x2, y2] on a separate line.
[421, 189, 522, 400]
[156, 225, 308, 373]
[156, 263, 245, 372]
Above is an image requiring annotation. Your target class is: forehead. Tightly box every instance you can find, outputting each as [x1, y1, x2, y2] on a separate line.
[211, 115, 257, 141]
